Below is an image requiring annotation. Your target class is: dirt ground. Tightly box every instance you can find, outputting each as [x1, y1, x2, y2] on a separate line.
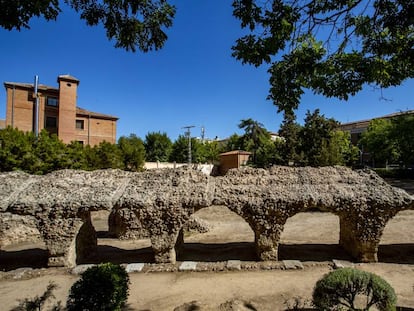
[1, 178, 414, 310]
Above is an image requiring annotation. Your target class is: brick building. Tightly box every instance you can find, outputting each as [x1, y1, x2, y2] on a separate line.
[339, 110, 414, 145]
[339, 110, 414, 166]
[3, 75, 118, 145]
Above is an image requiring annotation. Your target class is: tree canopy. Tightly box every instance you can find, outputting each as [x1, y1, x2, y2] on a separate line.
[1, 1, 412, 111]
[0, 127, 146, 174]
[360, 113, 414, 167]
[232, 0, 414, 114]
[118, 134, 146, 171]
[144, 131, 172, 162]
[0, 0, 176, 52]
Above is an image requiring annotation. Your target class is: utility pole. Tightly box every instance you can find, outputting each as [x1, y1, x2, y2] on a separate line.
[33, 75, 39, 137]
[201, 126, 205, 142]
[182, 125, 195, 166]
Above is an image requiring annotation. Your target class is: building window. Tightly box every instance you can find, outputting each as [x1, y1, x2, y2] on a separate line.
[77, 141, 84, 145]
[45, 116, 57, 128]
[76, 119, 84, 130]
[46, 96, 59, 107]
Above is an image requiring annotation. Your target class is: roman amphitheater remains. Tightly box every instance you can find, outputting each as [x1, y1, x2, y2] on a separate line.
[0, 166, 413, 268]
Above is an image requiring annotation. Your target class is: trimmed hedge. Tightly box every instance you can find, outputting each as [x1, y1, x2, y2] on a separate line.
[313, 268, 397, 311]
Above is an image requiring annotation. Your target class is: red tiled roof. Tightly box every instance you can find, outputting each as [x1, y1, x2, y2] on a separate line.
[340, 110, 414, 127]
[3, 82, 118, 121]
[4, 82, 58, 92]
[220, 150, 252, 156]
[58, 74, 79, 82]
[76, 107, 118, 121]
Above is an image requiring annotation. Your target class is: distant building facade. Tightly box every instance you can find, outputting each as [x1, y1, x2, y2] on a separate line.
[3, 75, 118, 146]
[339, 110, 414, 166]
[339, 110, 414, 146]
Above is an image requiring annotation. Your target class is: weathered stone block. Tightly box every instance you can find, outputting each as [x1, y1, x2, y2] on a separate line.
[179, 261, 197, 271]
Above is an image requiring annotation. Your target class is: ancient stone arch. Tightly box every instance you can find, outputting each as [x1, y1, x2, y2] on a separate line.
[0, 166, 413, 268]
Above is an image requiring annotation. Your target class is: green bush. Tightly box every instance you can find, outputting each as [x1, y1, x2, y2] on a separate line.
[66, 263, 129, 311]
[313, 268, 397, 311]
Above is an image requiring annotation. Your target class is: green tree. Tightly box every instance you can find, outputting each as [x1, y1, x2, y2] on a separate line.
[278, 113, 302, 165]
[201, 140, 221, 164]
[90, 141, 124, 170]
[255, 137, 283, 168]
[391, 113, 414, 167]
[0, 0, 176, 52]
[118, 134, 146, 171]
[313, 268, 397, 311]
[222, 133, 243, 152]
[299, 109, 339, 166]
[232, 0, 414, 115]
[65, 141, 89, 170]
[31, 130, 69, 174]
[194, 140, 221, 164]
[170, 135, 191, 163]
[144, 131, 172, 162]
[169, 135, 206, 164]
[360, 118, 399, 167]
[318, 130, 359, 166]
[238, 118, 271, 165]
[0, 126, 36, 172]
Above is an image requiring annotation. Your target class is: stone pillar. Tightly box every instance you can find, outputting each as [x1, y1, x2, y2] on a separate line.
[339, 216, 381, 262]
[175, 228, 185, 257]
[255, 233, 279, 261]
[42, 218, 83, 268]
[41, 214, 97, 268]
[75, 215, 97, 263]
[150, 230, 182, 263]
[108, 208, 148, 239]
[232, 211, 284, 261]
[254, 228, 282, 261]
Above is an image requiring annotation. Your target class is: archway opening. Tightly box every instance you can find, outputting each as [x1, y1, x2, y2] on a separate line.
[279, 211, 351, 262]
[0, 216, 48, 271]
[78, 210, 153, 264]
[176, 205, 256, 262]
[378, 210, 414, 264]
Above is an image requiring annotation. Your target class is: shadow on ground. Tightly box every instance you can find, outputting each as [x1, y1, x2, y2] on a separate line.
[279, 244, 353, 261]
[378, 243, 414, 264]
[2, 243, 414, 270]
[177, 242, 257, 261]
[80, 245, 154, 265]
[0, 249, 48, 271]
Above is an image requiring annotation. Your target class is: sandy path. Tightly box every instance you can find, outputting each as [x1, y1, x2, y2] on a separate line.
[1, 264, 414, 310]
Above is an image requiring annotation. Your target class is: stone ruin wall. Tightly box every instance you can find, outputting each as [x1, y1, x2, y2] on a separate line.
[0, 166, 413, 268]
[107, 209, 210, 240]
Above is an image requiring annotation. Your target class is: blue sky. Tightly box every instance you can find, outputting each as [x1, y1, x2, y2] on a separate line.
[0, 0, 413, 141]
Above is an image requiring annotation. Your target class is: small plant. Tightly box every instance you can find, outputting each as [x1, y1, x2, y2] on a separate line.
[11, 282, 63, 311]
[313, 268, 397, 311]
[66, 263, 129, 311]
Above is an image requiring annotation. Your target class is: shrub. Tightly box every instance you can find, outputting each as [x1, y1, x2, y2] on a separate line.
[66, 263, 129, 311]
[11, 282, 63, 311]
[313, 268, 397, 311]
